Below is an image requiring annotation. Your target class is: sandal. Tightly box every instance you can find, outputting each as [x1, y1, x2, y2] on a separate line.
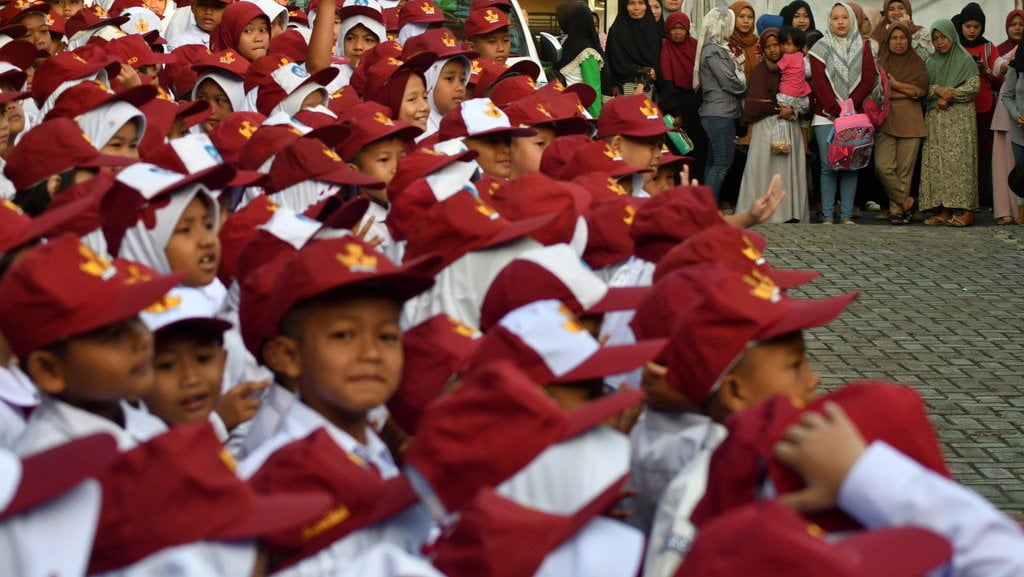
[924, 213, 951, 226]
[889, 211, 911, 225]
[948, 211, 974, 227]
[996, 215, 1015, 225]
[900, 197, 916, 214]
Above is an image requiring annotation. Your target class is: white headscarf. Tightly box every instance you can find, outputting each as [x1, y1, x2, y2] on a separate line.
[335, 16, 386, 57]
[270, 181, 342, 212]
[192, 72, 247, 114]
[808, 2, 865, 100]
[118, 183, 220, 274]
[693, 7, 735, 89]
[75, 101, 147, 152]
[423, 56, 471, 139]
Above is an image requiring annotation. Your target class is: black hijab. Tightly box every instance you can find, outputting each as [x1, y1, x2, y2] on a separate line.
[952, 2, 989, 48]
[780, 0, 817, 32]
[1013, 36, 1024, 72]
[605, 0, 663, 84]
[557, 1, 605, 68]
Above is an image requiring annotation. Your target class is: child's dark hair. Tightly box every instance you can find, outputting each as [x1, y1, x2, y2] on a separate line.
[155, 323, 226, 349]
[13, 168, 76, 217]
[1009, 164, 1024, 198]
[778, 26, 806, 51]
[277, 284, 405, 342]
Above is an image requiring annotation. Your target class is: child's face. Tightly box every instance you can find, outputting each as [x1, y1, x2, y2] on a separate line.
[614, 134, 663, 175]
[20, 13, 51, 53]
[350, 136, 406, 202]
[192, 0, 227, 32]
[165, 196, 221, 287]
[291, 295, 403, 428]
[144, 0, 166, 16]
[432, 59, 467, 116]
[144, 330, 226, 425]
[196, 78, 232, 134]
[102, 120, 140, 160]
[238, 16, 270, 61]
[469, 29, 511, 63]
[48, 0, 84, 20]
[343, 23, 379, 66]
[648, 0, 661, 21]
[669, 24, 688, 43]
[32, 317, 155, 411]
[961, 19, 982, 42]
[509, 123, 555, 179]
[397, 74, 429, 131]
[4, 100, 24, 139]
[780, 37, 799, 55]
[626, 0, 646, 20]
[645, 165, 676, 196]
[726, 332, 820, 410]
[465, 133, 512, 178]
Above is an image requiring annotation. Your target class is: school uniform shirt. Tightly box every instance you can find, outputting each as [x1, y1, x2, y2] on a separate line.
[167, 23, 211, 50]
[363, 201, 405, 264]
[0, 364, 37, 449]
[91, 541, 260, 577]
[626, 410, 714, 534]
[642, 419, 728, 577]
[838, 441, 1024, 577]
[14, 396, 168, 456]
[0, 158, 14, 200]
[599, 255, 655, 391]
[235, 382, 297, 461]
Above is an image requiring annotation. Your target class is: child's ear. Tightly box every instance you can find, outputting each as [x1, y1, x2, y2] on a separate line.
[608, 134, 624, 154]
[24, 350, 66, 396]
[465, 39, 476, 52]
[717, 373, 749, 414]
[262, 336, 301, 380]
[346, 161, 361, 172]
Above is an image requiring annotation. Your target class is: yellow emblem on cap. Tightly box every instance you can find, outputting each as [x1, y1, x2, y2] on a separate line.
[279, 56, 290, 66]
[602, 143, 619, 160]
[420, 1, 435, 14]
[471, 59, 482, 74]
[486, 180, 500, 196]
[640, 98, 660, 119]
[743, 270, 780, 303]
[144, 294, 183, 313]
[135, 18, 149, 32]
[441, 30, 456, 46]
[373, 111, 395, 126]
[218, 447, 237, 472]
[386, 56, 402, 66]
[92, 4, 108, 16]
[483, 101, 502, 118]
[220, 51, 237, 64]
[70, 53, 88, 64]
[806, 522, 826, 539]
[322, 147, 343, 162]
[78, 244, 116, 280]
[336, 243, 378, 272]
[740, 234, 765, 265]
[536, 103, 550, 117]
[473, 196, 499, 219]
[13, 0, 30, 10]
[44, 12, 54, 25]
[301, 505, 351, 541]
[447, 316, 476, 337]
[483, 8, 499, 23]
[557, 303, 585, 334]
[605, 178, 627, 196]
[238, 120, 259, 139]
[265, 199, 280, 211]
[623, 204, 636, 225]
[2, 199, 22, 214]
[123, 264, 153, 285]
[155, 86, 173, 101]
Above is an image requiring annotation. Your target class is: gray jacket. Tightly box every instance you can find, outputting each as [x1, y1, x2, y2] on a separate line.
[1001, 67, 1024, 146]
[698, 44, 747, 118]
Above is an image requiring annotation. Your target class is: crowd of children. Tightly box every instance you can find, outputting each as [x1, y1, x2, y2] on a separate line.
[0, 0, 1023, 575]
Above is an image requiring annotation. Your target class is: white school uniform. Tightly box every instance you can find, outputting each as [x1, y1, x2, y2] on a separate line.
[14, 396, 167, 456]
[91, 541, 260, 577]
[234, 382, 297, 461]
[364, 201, 405, 264]
[599, 255, 655, 391]
[166, 22, 209, 50]
[0, 365, 37, 449]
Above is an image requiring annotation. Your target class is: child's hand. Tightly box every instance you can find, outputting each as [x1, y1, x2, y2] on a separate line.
[215, 379, 270, 430]
[115, 62, 142, 89]
[353, 216, 385, 248]
[772, 402, 868, 513]
[640, 362, 694, 413]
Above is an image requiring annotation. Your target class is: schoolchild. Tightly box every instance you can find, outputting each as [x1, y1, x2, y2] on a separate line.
[166, 0, 230, 50]
[403, 27, 477, 140]
[462, 5, 511, 63]
[211, 1, 270, 61]
[396, 0, 445, 45]
[435, 97, 534, 179]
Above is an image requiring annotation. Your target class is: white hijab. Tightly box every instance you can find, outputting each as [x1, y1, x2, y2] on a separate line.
[192, 72, 247, 114]
[75, 101, 147, 152]
[423, 56, 471, 139]
[118, 183, 220, 274]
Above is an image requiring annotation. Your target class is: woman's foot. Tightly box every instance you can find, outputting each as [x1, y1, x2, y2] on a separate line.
[996, 215, 1015, 225]
[840, 219, 856, 224]
[948, 210, 974, 227]
[924, 210, 952, 226]
[900, 197, 916, 214]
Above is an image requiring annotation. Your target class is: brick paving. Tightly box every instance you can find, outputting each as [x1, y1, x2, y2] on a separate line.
[757, 217, 1024, 519]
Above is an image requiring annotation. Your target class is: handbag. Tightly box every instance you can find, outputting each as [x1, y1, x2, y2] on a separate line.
[827, 98, 875, 170]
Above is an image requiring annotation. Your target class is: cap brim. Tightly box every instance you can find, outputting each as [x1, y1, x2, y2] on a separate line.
[77, 153, 139, 170]
[556, 338, 666, 385]
[218, 491, 332, 541]
[562, 82, 596, 108]
[469, 126, 536, 139]
[153, 316, 233, 335]
[84, 267, 188, 338]
[766, 267, 820, 290]
[0, 89, 28, 104]
[0, 24, 27, 40]
[763, 291, 858, 341]
[480, 212, 557, 251]
[834, 526, 952, 577]
[337, 5, 383, 20]
[306, 124, 351, 148]
[301, 65, 340, 91]
[399, 51, 437, 75]
[319, 196, 370, 230]
[151, 162, 236, 197]
[13, 190, 99, 249]
[0, 433, 118, 519]
[585, 285, 651, 315]
[657, 153, 690, 168]
[318, 164, 386, 189]
[504, 58, 540, 81]
[175, 99, 212, 128]
[0, 38, 38, 69]
[228, 169, 269, 188]
[562, 387, 645, 440]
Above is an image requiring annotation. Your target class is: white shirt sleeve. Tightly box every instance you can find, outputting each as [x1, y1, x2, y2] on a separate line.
[838, 441, 1024, 577]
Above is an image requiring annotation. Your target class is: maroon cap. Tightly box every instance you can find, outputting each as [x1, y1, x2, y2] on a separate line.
[438, 97, 534, 141]
[595, 93, 671, 139]
[160, 44, 212, 99]
[486, 172, 590, 246]
[237, 123, 304, 170]
[238, 252, 292, 358]
[539, 134, 591, 178]
[208, 111, 267, 165]
[137, 92, 211, 158]
[44, 81, 157, 121]
[106, 32, 175, 69]
[581, 196, 640, 269]
[386, 146, 477, 213]
[4, 117, 137, 191]
[679, 500, 952, 577]
[286, 7, 309, 27]
[359, 50, 435, 103]
[64, 6, 129, 38]
[629, 185, 725, 263]
[88, 423, 332, 573]
[474, 57, 539, 96]
[653, 225, 820, 288]
[0, 234, 185, 358]
[0, 190, 98, 253]
[665, 266, 857, 405]
[31, 49, 121, 107]
[0, 37, 39, 70]
[255, 57, 338, 116]
[266, 136, 382, 192]
[694, 382, 951, 533]
[403, 189, 555, 274]
[559, 139, 652, 181]
[403, 26, 477, 60]
[540, 78, 598, 109]
[489, 75, 535, 108]
[216, 195, 279, 285]
[404, 359, 643, 514]
[398, 0, 445, 25]
[268, 28, 308, 62]
[463, 5, 508, 37]
[337, 102, 420, 160]
[192, 48, 250, 81]
[347, 39, 403, 96]
[326, 84, 362, 116]
[248, 429, 420, 570]
[0, 0, 49, 28]
[388, 314, 480, 435]
[35, 171, 116, 240]
[503, 91, 588, 136]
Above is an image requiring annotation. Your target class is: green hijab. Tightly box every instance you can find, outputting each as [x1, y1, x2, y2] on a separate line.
[925, 18, 978, 92]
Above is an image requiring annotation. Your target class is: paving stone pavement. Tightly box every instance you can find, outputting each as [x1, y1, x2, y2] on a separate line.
[757, 219, 1024, 519]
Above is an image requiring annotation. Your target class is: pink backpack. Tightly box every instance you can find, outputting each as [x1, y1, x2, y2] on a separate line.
[863, 63, 890, 128]
[827, 98, 875, 171]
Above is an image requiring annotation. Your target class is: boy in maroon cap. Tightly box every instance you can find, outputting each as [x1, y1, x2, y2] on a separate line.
[0, 235, 183, 456]
[167, 0, 231, 50]
[462, 6, 510, 63]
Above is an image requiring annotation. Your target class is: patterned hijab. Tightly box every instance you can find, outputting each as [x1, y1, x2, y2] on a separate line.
[693, 6, 734, 89]
[808, 2, 864, 100]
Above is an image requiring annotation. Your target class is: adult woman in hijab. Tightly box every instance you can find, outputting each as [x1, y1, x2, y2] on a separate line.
[1001, 36, 1024, 224]
[991, 9, 1024, 224]
[658, 11, 706, 179]
[807, 2, 877, 224]
[781, 0, 816, 33]
[873, 22, 928, 224]
[728, 1, 759, 81]
[953, 2, 1000, 211]
[605, 0, 662, 97]
[920, 18, 980, 227]
[736, 27, 808, 223]
[870, 0, 931, 60]
[556, 1, 609, 115]
[696, 6, 746, 202]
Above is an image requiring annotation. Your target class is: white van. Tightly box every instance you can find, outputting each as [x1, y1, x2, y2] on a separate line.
[438, 0, 545, 73]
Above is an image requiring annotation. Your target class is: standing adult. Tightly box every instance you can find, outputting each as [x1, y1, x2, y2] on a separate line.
[807, 2, 877, 224]
[1001, 37, 1024, 224]
[728, 1, 759, 81]
[992, 9, 1024, 224]
[556, 1, 609, 115]
[658, 11, 706, 179]
[873, 22, 928, 224]
[606, 0, 662, 97]
[780, 0, 816, 33]
[695, 6, 746, 202]
[870, 0, 932, 60]
[737, 28, 808, 223]
[920, 19, 980, 227]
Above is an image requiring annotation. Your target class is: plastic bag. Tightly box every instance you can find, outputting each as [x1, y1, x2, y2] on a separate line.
[769, 116, 791, 155]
